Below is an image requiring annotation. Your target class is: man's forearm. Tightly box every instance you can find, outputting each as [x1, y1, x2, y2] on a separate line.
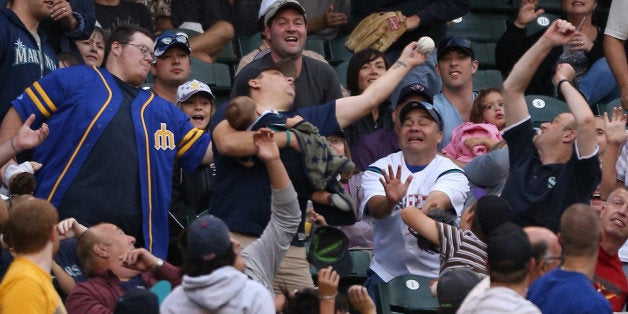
[604, 36, 628, 91]
[367, 196, 397, 219]
[265, 157, 290, 190]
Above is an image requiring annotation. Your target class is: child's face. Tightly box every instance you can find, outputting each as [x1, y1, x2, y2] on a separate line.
[180, 93, 213, 130]
[480, 91, 505, 130]
[326, 135, 346, 156]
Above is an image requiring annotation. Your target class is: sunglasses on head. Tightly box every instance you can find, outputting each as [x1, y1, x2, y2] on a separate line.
[156, 34, 189, 48]
[439, 36, 472, 50]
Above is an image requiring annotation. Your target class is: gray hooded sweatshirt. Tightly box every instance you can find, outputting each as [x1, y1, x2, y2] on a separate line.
[160, 265, 275, 313]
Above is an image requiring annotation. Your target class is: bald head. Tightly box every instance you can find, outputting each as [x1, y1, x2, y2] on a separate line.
[525, 226, 562, 282]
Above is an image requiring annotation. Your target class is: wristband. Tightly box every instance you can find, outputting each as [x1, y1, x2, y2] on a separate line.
[557, 79, 572, 90]
[285, 130, 291, 148]
[151, 258, 164, 272]
[319, 291, 338, 300]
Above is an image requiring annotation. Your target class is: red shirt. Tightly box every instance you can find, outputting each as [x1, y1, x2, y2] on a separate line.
[595, 245, 628, 311]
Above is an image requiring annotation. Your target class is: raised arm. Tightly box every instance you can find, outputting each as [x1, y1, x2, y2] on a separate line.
[400, 206, 440, 246]
[254, 128, 290, 190]
[335, 42, 428, 129]
[503, 19, 576, 127]
[554, 64, 597, 157]
[599, 108, 628, 198]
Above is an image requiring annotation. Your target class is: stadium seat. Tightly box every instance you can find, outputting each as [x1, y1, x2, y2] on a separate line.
[472, 70, 503, 91]
[237, 33, 263, 57]
[471, 41, 497, 69]
[374, 275, 439, 314]
[335, 61, 349, 88]
[447, 12, 507, 42]
[327, 36, 353, 66]
[343, 249, 372, 283]
[596, 98, 627, 117]
[305, 39, 327, 60]
[470, 0, 514, 14]
[525, 95, 570, 127]
[526, 13, 560, 36]
[167, 28, 201, 39]
[189, 57, 232, 93]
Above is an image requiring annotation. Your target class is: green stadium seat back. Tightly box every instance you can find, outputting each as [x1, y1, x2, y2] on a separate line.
[447, 12, 507, 42]
[526, 13, 560, 36]
[473, 70, 503, 91]
[328, 36, 354, 66]
[237, 33, 263, 57]
[471, 41, 497, 69]
[335, 61, 349, 88]
[525, 95, 570, 127]
[375, 275, 439, 314]
[305, 39, 327, 59]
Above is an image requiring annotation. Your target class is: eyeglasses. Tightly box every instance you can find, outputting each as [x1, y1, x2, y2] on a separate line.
[120, 42, 155, 62]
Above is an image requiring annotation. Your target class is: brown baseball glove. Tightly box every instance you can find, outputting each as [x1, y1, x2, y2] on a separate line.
[345, 11, 407, 53]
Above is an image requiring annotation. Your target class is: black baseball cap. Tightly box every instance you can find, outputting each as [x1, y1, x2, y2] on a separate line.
[437, 35, 474, 60]
[232, 58, 297, 96]
[307, 226, 353, 276]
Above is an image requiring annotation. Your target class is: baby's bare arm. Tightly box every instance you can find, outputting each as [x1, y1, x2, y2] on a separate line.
[285, 115, 304, 128]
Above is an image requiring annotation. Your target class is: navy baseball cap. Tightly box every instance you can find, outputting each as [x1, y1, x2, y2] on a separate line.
[397, 82, 434, 106]
[232, 58, 297, 96]
[187, 215, 232, 262]
[154, 32, 191, 58]
[437, 35, 474, 60]
[398, 101, 444, 131]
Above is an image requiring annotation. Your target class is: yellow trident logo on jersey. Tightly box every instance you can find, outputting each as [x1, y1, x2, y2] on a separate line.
[154, 123, 175, 150]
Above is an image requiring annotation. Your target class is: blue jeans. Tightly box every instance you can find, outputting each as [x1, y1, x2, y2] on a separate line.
[386, 49, 441, 109]
[579, 57, 621, 106]
[364, 269, 385, 307]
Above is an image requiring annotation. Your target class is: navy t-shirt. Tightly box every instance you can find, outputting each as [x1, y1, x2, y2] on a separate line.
[59, 76, 142, 245]
[208, 101, 340, 236]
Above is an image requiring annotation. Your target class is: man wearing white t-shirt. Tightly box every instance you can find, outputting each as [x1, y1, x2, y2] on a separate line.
[604, 0, 628, 110]
[360, 83, 469, 301]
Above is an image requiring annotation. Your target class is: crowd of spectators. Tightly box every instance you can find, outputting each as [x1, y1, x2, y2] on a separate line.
[1, 0, 628, 313]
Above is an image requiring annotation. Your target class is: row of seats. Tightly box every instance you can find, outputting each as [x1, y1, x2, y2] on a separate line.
[525, 95, 627, 127]
[308, 249, 440, 313]
[470, 0, 611, 16]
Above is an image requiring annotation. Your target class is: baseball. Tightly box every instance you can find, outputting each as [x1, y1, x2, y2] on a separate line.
[416, 36, 435, 53]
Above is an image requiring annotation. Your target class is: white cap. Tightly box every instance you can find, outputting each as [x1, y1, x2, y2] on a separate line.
[176, 79, 215, 102]
[258, 0, 306, 25]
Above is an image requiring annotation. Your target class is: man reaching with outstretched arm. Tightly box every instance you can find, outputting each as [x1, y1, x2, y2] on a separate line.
[501, 18, 600, 232]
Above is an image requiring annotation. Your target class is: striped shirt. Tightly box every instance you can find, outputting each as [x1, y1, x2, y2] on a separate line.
[437, 222, 488, 275]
